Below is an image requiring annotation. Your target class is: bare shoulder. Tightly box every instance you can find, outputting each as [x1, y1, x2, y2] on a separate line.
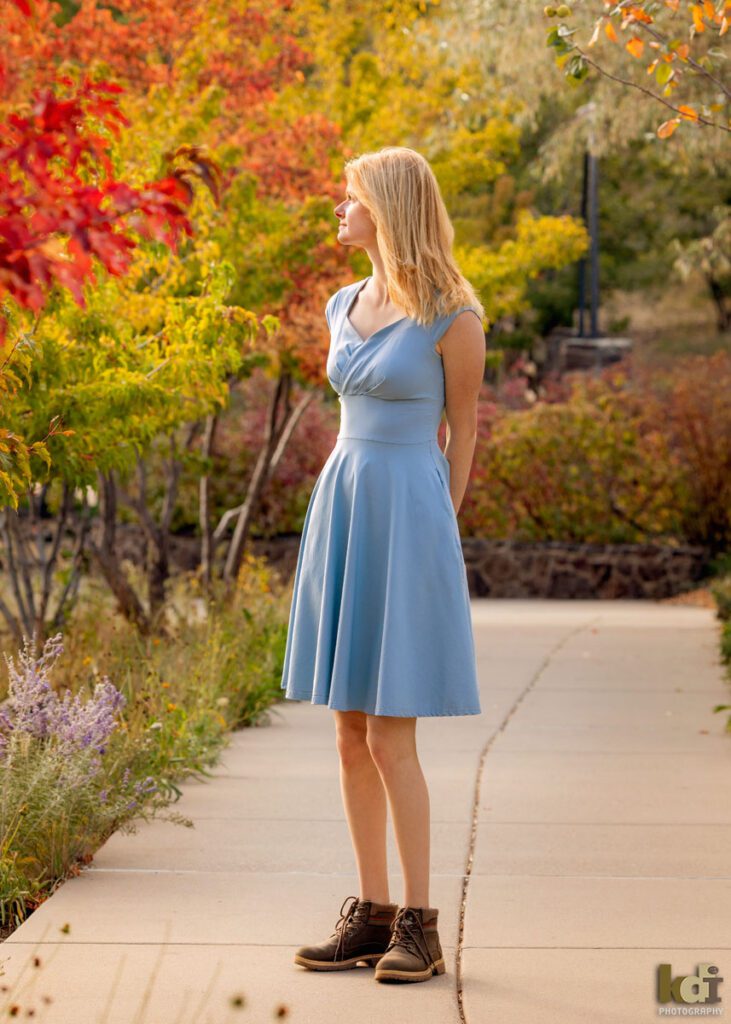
[434, 308, 485, 358]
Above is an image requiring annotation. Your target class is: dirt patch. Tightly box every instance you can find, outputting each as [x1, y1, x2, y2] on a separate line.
[657, 586, 718, 610]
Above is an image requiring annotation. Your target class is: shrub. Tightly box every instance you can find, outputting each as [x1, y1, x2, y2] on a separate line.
[0, 552, 291, 931]
[464, 366, 684, 543]
[711, 574, 731, 623]
[0, 634, 160, 928]
[461, 353, 731, 551]
[651, 352, 731, 554]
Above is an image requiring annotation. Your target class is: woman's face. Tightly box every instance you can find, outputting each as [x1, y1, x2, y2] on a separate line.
[334, 187, 375, 248]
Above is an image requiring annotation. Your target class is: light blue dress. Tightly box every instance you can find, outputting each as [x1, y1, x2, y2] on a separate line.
[279, 276, 483, 717]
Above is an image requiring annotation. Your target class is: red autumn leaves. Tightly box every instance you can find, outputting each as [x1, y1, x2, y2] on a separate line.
[0, 76, 205, 344]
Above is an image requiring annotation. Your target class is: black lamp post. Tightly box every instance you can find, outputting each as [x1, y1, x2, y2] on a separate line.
[578, 151, 600, 338]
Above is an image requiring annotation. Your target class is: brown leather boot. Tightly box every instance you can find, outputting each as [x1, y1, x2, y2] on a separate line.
[374, 905, 446, 982]
[293, 895, 399, 971]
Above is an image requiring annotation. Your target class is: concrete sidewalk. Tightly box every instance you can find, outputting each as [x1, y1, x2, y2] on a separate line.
[1, 599, 730, 1023]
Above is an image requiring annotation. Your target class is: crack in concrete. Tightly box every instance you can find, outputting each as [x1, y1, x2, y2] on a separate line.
[454, 614, 601, 1024]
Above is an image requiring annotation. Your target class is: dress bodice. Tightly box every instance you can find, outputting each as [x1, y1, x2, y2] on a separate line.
[324, 277, 480, 444]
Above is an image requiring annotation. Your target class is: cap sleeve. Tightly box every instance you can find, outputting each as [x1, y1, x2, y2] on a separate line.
[325, 290, 340, 331]
[432, 305, 483, 346]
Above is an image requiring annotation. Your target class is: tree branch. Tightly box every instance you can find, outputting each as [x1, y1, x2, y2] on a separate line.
[575, 47, 730, 133]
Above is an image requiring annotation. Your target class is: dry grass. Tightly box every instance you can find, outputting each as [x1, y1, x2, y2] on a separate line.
[601, 274, 731, 371]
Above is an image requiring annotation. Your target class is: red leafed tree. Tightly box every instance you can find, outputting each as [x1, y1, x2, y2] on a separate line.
[1, 0, 347, 365]
[1, 0, 350, 588]
[1, 0, 204, 99]
[0, 75, 219, 343]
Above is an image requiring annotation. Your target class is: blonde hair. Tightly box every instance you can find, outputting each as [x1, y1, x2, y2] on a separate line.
[343, 146, 485, 326]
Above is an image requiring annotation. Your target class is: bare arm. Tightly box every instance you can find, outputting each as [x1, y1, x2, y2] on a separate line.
[439, 310, 486, 515]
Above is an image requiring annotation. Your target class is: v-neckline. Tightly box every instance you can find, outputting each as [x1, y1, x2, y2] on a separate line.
[344, 276, 409, 346]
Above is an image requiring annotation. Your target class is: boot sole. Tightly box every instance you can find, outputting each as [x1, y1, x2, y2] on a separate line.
[294, 952, 384, 971]
[375, 957, 446, 982]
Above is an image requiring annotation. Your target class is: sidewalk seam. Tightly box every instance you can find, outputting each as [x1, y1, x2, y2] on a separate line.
[455, 614, 602, 1024]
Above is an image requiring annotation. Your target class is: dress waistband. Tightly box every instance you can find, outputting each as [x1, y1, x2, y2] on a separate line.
[337, 394, 443, 444]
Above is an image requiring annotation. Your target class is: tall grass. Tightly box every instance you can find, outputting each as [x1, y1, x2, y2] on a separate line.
[0, 552, 291, 932]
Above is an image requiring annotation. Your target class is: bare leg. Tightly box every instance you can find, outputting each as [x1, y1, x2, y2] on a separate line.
[366, 715, 430, 909]
[333, 709, 390, 905]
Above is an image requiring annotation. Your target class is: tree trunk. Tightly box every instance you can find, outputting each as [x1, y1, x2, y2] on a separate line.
[199, 412, 219, 588]
[118, 433, 190, 624]
[707, 274, 731, 334]
[220, 373, 315, 584]
[87, 470, 151, 634]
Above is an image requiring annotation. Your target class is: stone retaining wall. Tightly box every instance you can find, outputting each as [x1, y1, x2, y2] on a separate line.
[259, 535, 712, 600]
[461, 538, 711, 599]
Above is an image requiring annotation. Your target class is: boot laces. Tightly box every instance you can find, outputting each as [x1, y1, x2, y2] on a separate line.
[333, 895, 369, 960]
[387, 907, 431, 964]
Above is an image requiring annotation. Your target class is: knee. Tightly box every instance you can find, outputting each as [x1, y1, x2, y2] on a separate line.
[335, 720, 370, 769]
[366, 730, 413, 774]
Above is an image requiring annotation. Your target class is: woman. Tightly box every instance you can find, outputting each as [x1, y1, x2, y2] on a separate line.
[280, 146, 486, 984]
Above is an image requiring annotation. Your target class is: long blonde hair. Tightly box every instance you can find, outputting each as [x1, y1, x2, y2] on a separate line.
[343, 146, 485, 326]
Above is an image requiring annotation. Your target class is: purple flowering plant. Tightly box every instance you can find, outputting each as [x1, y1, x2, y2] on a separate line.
[0, 632, 170, 928]
[1, 632, 126, 773]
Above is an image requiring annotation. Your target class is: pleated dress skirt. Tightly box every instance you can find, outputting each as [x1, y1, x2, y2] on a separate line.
[279, 276, 483, 718]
